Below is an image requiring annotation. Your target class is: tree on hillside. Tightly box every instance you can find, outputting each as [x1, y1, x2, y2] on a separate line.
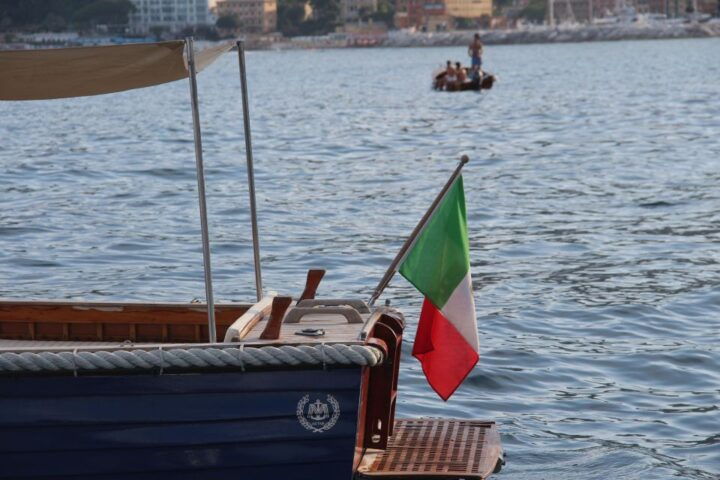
[277, 0, 307, 36]
[216, 14, 239, 30]
[0, 0, 88, 30]
[73, 0, 135, 27]
[493, 0, 514, 16]
[370, 0, 395, 25]
[277, 0, 339, 36]
[309, 0, 340, 33]
[519, 0, 546, 23]
[43, 12, 67, 32]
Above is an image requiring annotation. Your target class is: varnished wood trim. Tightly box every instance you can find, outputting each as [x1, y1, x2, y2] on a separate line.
[259, 297, 293, 340]
[223, 294, 276, 342]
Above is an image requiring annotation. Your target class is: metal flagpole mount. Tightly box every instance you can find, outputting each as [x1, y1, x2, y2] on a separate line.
[368, 155, 470, 306]
[237, 39, 264, 302]
[186, 36, 217, 342]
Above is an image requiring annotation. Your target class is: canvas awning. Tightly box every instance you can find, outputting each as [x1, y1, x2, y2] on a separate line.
[0, 40, 233, 101]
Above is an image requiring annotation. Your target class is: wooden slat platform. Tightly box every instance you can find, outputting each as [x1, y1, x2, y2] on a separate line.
[356, 419, 503, 479]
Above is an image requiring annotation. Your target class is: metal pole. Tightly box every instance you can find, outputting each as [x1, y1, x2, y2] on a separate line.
[237, 40, 263, 302]
[186, 37, 217, 342]
[368, 155, 469, 306]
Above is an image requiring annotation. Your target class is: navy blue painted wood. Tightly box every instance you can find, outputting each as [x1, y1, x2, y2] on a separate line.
[0, 417, 358, 452]
[27, 462, 353, 480]
[0, 369, 360, 397]
[0, 390, 358, 426]
[0, 368, 361, 479]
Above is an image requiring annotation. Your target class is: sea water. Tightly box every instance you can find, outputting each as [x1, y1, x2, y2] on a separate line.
[1, 38, 719, 479]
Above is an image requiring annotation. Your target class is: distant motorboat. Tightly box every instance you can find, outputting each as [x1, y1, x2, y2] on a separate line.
[432, 67, 496, 92]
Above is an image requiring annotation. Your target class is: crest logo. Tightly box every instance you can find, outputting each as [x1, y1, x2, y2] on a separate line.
[297, 394, 340, 433]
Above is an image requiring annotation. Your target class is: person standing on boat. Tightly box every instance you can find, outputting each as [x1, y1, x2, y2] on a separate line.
[468, 33, 483, 71]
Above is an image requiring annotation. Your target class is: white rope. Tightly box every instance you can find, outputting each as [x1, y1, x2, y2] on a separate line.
[0, 343, 384, 373]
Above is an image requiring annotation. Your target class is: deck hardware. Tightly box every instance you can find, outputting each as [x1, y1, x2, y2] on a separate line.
[297, 269, 326, 304]
[259, 296, 293, 340]
[297, 298, 370, 313]
[284, 306, 363, 324]
[294, 328, 326, 337]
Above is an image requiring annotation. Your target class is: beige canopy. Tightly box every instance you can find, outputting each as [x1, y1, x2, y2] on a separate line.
[0, 40, 233, 101]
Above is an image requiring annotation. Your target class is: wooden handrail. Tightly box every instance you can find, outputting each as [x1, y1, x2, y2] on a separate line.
[223, 294, 276, 342]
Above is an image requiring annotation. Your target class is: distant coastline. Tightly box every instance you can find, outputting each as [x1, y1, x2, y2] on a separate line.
[265, 20, 720, 50]
[3, 20, 719, 52]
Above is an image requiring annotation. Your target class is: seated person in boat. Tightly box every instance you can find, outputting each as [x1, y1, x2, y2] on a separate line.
[435, 60, 452, 90]
[445, 60, 457, 90]
[455, 62, 467, 87]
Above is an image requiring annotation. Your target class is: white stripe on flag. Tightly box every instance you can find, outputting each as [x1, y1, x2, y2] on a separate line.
[439, 272, 479, 351]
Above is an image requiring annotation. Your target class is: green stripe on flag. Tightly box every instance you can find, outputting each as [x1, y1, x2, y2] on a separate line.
[399, 176, 470, 309]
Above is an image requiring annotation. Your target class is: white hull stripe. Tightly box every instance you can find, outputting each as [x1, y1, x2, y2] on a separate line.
[440, 272, 479, 351]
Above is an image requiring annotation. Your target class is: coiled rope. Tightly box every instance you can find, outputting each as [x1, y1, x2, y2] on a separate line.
[0, 343, 383, 373]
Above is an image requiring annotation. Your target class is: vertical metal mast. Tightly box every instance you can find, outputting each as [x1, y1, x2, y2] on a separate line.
[186, 37, 217, 342]
[237, 40, 263, 302]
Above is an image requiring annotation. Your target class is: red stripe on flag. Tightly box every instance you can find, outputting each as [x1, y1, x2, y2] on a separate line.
[412, 297, 479, 401]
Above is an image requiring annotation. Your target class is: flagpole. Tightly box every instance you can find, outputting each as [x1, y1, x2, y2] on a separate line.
[368, 155, 469, 306]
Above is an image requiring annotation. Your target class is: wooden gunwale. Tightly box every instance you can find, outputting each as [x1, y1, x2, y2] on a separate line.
[0, 300, 251, 343]
[0, 300, 389, 347]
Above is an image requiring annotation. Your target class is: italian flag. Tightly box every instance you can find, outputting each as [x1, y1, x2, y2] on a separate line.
[399, 175, 478, 401]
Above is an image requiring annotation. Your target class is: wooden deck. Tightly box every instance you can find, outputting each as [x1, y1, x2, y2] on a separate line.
[356, 419, 503, 479]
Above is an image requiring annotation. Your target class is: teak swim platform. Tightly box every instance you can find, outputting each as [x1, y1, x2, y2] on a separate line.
[0, 39, 504, 479]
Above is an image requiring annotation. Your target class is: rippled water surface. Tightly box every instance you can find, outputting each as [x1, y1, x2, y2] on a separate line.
[2, 38, 720, 478]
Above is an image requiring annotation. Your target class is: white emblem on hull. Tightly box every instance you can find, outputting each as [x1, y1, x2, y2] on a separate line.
[297, 394, 340, 433]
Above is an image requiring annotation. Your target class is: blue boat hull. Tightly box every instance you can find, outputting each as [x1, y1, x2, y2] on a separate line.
[0, 368, 362, 479]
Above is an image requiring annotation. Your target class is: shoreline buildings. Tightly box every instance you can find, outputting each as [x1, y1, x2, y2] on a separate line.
[341, 0, 380, 22]
[395, 0, 493, 30]
[547, 0, 718, 23]
[129, 0, 212, 34]
[214, 0, 278, 33]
